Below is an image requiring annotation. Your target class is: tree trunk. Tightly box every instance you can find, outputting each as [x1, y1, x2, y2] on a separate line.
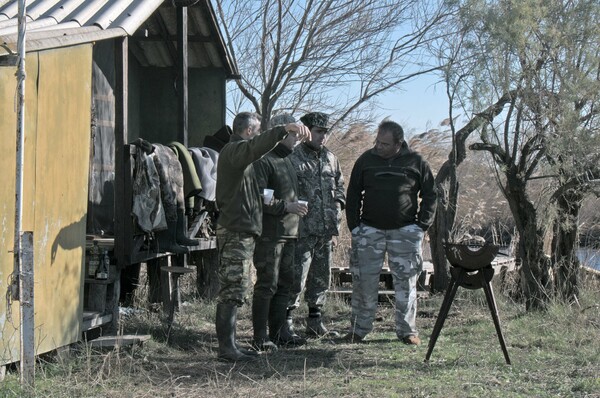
[429, 174, 458, 292]
[551, 190, 582, 301]
[428, 91, 516, 292]
[505, 174, 552, 311]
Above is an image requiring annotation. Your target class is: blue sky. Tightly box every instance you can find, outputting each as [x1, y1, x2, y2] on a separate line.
[376, 73, 450, 135]
[225, 71, 452, 136]
[226, 73, 451, 136]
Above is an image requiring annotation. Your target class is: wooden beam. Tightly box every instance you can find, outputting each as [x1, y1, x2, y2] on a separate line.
[114, 37, 132, 267]
[177, 5, 188, 146]
[131, 34, 212, 43]
[176, 6, 189, 269]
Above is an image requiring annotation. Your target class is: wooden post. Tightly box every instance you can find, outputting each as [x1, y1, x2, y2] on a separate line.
[114, 37, 131, 267]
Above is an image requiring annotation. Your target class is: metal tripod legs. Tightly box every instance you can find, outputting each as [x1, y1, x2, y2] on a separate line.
[425, 266, 511, 365]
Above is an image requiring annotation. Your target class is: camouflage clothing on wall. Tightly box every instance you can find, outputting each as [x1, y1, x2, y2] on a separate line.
[153, 143, 185, 222]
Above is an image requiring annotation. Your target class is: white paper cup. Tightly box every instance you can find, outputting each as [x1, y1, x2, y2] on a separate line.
[263, 189, 274, 204]
[298, 200, 308, 206]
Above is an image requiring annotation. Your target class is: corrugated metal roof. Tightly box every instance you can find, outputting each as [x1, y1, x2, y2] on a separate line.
[0, 0, 238, 77]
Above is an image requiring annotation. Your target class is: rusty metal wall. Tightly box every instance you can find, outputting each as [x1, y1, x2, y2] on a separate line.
[0, 44, 92, 366]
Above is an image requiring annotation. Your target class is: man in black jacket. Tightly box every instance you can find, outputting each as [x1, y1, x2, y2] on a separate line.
[344, 120, 437, 345]
[251, 114, 308, 351]
[215, 112, 310, 361]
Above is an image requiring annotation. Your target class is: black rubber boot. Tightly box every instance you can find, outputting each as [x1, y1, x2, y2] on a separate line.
[252, 297, 278, 352]
[155, 217, 189, 254]
[269, 301, 305, 347]
[306, 307, 340, 338]
[216, 303, 255, 362]
[234, 328, 259, 356]
[176, 208, 200, 246]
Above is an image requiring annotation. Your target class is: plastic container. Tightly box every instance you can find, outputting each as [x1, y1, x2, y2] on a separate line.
[88, 242, 100, 278]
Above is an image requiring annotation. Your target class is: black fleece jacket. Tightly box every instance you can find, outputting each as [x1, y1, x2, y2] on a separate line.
[345, 143, 437, 232]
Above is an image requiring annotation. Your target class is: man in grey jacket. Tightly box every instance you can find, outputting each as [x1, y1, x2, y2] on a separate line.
[215, 112, 310, 361]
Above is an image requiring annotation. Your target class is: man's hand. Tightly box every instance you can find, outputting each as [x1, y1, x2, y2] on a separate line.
[285, 123, 311, 142]
[285, 201, 309, 216]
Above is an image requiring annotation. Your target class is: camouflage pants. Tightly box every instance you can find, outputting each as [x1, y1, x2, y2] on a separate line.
[216, 226, 256, 306]
[349, 223, 424, 338]
[289, 235, 333, 309]
[253, 237, 296, 302]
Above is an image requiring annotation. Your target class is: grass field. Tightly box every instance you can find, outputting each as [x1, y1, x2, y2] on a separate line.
[2, 272, 599, 398]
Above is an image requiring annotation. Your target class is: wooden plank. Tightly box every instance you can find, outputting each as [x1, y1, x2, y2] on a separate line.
[105, 266, 121, 335]
[86, 284, 108, 313]
[329, 289, 429, 299]
[82, 312, 112, 331]
[88, 334, 151, 349]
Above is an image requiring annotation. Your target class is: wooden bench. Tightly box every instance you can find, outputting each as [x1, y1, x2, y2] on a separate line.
[330, 261, 434, 300]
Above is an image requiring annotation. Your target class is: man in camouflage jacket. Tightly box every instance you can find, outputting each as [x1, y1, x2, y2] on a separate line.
[288, 112, 346, 337]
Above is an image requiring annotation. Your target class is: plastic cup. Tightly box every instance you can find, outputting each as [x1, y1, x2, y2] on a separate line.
[263, 189, 274, 204]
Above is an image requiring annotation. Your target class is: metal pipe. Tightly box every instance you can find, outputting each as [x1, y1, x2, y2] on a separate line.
[15, 0, 35, 387]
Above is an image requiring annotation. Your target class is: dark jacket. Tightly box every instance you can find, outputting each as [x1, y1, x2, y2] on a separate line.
[289, 142, 345, 238]
[345, 143, 437, 232]
[216, 126, 288, 235]
[253, 143, 299, 240]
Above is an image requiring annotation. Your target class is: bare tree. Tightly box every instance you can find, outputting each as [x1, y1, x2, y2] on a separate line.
[215, 0, 451, 129]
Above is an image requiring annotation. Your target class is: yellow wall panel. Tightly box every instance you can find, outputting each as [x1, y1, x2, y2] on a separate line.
[0, 54, 39, 365]
[34, 45, 92, 354]
[0, 44, 92, 364]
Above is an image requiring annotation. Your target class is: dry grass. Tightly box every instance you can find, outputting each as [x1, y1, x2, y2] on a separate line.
[2, 271, 599, 398]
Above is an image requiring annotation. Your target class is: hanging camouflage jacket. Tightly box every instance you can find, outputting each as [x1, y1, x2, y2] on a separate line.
[289, 142, 345, 238]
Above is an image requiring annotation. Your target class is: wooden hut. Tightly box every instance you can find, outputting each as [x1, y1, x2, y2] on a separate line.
[0, 0, 237, 368]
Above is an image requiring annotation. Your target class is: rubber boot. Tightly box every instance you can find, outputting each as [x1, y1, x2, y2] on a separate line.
[155, 218, 189, 254]
[269, 301, 305, 347]
[306, 308, 340, 338]
[234, 328, 259, 356]
[215, 303, 255, 362]
[176, 208, 199, 246]
[251, 297, 278, 352]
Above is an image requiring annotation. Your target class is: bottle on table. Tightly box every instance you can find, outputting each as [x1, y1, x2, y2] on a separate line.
[96, 249, 110, 280]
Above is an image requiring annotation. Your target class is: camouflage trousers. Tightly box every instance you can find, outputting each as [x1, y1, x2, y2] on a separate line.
[289, 235, 333, 309]
[349, 223, 424, 338]
[253, 237, 296, 302]
[216, 226, 256, 306]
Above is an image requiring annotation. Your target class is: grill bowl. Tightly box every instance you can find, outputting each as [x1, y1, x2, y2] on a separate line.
[444, 243, 500, 270]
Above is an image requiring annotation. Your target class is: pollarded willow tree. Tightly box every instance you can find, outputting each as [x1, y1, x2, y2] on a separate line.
[446, 0, 600, 310]
[215, 0, 451, 129]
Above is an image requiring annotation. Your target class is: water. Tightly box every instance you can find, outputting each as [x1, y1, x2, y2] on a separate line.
[577, 248, 600, 271]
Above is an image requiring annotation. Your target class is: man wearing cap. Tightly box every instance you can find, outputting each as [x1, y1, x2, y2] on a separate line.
[288, 112, 346, 337]
[215, 112, 310, 362]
